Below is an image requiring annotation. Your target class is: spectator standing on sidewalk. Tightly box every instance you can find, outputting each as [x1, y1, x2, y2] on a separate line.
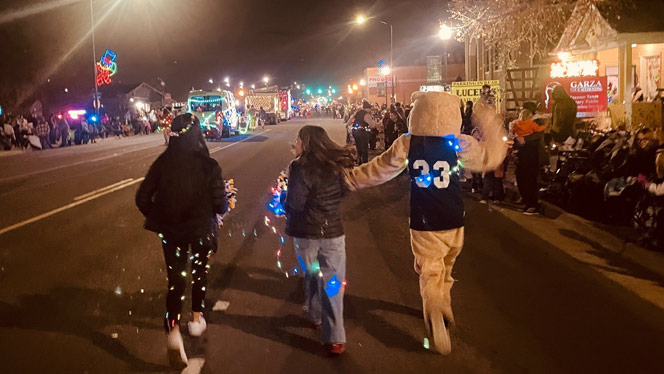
[512, 104, 547, 215]
[551, 86, 577, 143]
[57, 114, 70, 147]
[135, 113, 227, 369]
[35, 116, 50, 150]
[2, 119, 16, 150]
[48, 113, 57, 146]
[284, 125, 356, 355]
[634, 149, 664, 251]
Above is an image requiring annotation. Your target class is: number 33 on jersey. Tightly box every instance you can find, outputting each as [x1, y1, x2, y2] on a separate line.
[406, 135, 464, 231]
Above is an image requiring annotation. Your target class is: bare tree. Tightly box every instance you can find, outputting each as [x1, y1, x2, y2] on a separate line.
[448, 0, 629, 68]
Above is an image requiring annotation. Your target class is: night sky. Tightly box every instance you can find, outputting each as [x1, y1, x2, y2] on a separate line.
[0, 0, 460, 107]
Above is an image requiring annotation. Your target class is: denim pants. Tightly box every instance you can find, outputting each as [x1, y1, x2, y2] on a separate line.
[294, 236, 346, 344]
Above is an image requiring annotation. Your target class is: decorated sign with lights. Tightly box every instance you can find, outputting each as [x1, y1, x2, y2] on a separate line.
[96, 49, 117, 86]
[550, 59, 599, 78]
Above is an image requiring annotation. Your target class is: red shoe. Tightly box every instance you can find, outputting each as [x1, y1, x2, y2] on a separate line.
[325, 343, 345, 355]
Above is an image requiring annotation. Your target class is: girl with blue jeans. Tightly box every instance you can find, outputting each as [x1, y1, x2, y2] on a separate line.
[284, 125, 356, 355]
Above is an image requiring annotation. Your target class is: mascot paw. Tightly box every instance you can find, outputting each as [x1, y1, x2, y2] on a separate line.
[424, 310, 452, 355]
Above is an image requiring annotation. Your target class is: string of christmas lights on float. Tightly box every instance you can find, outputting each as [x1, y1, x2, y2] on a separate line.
[265, 171, 347, 297]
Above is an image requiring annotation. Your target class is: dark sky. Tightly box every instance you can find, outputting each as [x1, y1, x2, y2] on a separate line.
[0, 0, 460, 105]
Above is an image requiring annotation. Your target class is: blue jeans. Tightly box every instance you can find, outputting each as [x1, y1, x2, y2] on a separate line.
[294, 236, 346, 344]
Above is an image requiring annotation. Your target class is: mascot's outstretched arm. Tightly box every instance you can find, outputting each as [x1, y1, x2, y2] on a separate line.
[344, 134, 411, 191]
[457, 101, 508, 172]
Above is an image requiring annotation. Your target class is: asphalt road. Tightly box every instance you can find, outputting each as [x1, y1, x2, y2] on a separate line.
[1, 118, 663, 374]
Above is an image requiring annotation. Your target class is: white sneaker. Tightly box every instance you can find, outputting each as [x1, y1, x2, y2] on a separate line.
[167, 328, 188, 369]
[188, 315, 207, 337]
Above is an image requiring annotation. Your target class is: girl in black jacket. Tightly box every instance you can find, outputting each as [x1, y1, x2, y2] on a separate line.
[136, 114, 226, 369]
[285, 125, 355, 355]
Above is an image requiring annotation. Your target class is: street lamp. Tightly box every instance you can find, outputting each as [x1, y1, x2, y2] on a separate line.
[359, 79, 366, 86]
[439, 23, 453, 87]
[209, 78, 214, 84]
[356, 15, 394, 103]
[263, 76, 269, 86]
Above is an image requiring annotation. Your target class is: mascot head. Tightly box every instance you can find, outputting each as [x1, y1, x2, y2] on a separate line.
[408, 91, 462, 137]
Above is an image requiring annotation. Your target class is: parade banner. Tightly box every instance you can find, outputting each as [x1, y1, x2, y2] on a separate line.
[542, 76, 607, 114]
[450, 80, 501, 103]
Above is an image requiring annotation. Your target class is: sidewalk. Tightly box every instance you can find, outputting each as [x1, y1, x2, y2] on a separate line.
[467, 166, 664, 279]
[0, 149, 28, 158]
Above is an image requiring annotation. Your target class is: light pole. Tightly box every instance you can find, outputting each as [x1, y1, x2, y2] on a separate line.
[379, 65, 391, 107]
[379, 20, 394, 103]
[439, 23, 453, 88]
[356, 15, 394, 103]
[90, 0, 99, 116]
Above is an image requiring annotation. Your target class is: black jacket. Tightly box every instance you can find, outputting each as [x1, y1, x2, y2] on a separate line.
[284, 159, 346, 239]
[135, 151, 227, 241]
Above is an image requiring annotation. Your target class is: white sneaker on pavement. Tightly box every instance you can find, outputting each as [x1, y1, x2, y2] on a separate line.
[167, 328, 188, 369]
[188, 315, 207, 337]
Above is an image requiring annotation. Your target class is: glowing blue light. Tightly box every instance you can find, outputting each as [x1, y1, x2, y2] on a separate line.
[416, 174, 433, 188]
[325, 274, 343, 297]
[296, 253, 307, 274]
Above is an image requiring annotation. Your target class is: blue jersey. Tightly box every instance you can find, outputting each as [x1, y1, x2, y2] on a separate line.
[407, 135, 464, 231]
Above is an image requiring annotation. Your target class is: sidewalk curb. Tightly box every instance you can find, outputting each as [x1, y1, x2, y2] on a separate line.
[539, 200, 664, 278]
[0, 149, 29, 158]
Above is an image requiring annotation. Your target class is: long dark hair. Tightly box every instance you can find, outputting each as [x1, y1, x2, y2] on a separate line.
[297, 125, 356, 175]
[166, 113, 209, 157]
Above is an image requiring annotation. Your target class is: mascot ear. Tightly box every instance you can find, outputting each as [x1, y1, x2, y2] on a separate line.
[411, 91, 426, 103]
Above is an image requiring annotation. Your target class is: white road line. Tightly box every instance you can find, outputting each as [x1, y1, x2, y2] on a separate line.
[74, 178, 134, 201]
[209, 129, 272, 154]
[0, 142, 160, 183]
[0, 178, 144, 236]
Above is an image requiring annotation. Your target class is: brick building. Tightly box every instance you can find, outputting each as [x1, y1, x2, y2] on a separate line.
[360, 64, 465, 105]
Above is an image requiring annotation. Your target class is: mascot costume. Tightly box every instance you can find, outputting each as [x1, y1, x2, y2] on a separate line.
[344, 91, 507, 354]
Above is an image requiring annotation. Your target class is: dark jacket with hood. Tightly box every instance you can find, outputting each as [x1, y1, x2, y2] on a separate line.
[551, 86, 577, 142]
[284, 158, 346, 239]
[136, 114, 227, 242]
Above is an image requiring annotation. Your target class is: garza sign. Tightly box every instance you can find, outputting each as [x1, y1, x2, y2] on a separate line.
[542, 76, 607, 114]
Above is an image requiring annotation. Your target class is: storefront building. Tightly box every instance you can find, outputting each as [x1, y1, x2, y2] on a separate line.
[552, 2, 664, 128]
[360, 64, 464, 105]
